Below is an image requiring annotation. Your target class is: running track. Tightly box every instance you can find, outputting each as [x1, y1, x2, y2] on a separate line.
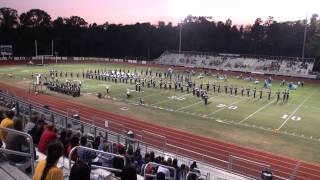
[1, 82, 320, 180]
[1, 60, 320, 179]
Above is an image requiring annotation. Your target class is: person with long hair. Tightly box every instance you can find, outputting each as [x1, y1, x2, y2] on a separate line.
[33, 140, 64, 180]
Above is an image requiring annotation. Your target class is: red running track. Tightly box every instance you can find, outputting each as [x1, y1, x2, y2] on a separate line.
[1, 82, 320, 180]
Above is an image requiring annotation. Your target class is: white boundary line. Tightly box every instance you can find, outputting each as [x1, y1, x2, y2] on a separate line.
[177, 94, 222, 111]
[208, 98, 247, 116]
[131, 90, 167, 100]
[239, 100, 276, 123]
[276, 92, 315, 130]
[151, 93, 191, 106]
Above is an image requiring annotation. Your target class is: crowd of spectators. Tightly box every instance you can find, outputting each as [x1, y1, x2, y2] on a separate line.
[0, 99, 203, 180]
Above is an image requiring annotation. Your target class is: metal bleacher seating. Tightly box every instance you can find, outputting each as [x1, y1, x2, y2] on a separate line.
[0, 90, 253, 180]
[156, 51, 316, 78]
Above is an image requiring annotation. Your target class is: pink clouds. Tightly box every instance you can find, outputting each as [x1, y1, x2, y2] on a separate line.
[1, 0, 319, 25]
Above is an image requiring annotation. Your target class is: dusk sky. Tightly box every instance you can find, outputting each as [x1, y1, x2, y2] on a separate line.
[1, 0, 319, 25]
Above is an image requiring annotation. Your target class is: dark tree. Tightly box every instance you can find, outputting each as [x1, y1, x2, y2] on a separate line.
[19, 9, 51, 28]
[0, 7, 19, 29]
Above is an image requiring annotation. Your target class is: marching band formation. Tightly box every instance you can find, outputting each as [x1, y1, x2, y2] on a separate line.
[31, 67, 300, 104]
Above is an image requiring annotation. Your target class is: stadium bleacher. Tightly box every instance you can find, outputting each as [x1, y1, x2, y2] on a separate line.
[156, 51, 316, 78]
[0, 91, 252, 180]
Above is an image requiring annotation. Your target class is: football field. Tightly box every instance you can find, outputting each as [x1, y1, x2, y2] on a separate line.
[1, 63, 320, 162]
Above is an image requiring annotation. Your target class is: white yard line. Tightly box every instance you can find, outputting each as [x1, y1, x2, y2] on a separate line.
[239, 100, 276, 123]
[276, 92, 315, 130]
[132, 90, 167, 100]
[176, 95, 218, 111]
[208, 98, 247, 116]
[151, 93, 191, 106]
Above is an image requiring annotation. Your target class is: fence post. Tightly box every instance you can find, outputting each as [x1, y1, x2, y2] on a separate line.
[105, 132, 108, 142]
[65, 117, 68, 129]
[28, 104, 32, 120]
[80, 124, 84, 134]
[15, 102, 20, 116]
[94, 127, 97, 138]
[50, 113, 54, 124]
[228, 155, 232, 170]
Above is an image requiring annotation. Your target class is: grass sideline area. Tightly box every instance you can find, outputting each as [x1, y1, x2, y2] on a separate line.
[1, 63, 320, 163]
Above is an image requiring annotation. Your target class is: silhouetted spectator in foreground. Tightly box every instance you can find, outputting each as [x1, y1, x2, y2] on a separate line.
[113, 145, 125, 177]
[67, 135, 79, 161]
[122, 165, 137, 180]
[69, 160, 91, 180]
[157, 172, 166, 180]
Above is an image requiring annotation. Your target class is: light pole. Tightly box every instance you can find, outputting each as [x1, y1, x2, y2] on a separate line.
[301, 16, 308, 61]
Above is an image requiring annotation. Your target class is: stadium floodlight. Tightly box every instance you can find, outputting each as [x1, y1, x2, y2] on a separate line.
[301, 15, 308, 61]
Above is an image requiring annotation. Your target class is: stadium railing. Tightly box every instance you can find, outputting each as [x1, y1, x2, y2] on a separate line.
[143, 162, 176, 180]
[0, 126, 35, 175]
[0, 91, 296, 180]
[68, 146, 126, 173]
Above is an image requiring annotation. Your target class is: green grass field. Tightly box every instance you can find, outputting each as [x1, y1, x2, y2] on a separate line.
[1, 63, 320, 163]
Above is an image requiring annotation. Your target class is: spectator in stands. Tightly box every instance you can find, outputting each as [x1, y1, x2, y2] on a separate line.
[190, 161, 198, 171]
[156, 172, 166, 180]
[150, 151, 155, 162]
[77, 136, 96, 163]
[93, 141, 113, 167]
[157, 161, 170, 178]
[97, 139, 108, 151]
[5, 119, 30, 164]
[140, 152, 150, 176]
[190, 161, 200, 172]
[29, 119, 45, 146]
[33, 140, 64, 180]
[122, 165, 137, 180]
[0, 110, 15, 141]
[180, 164, 188, 180]
[113, 144, 125, 177]
[0, 110, 4, 124]
[167, 158, 172, 167]
[92, 136, 100, 150]
[67, 135, 79, 161]
[126, 145, 135, 165]
[0, 110, 4, 147]
[24, 116, 37, 133]
[172, 158, 180, 180]
[134, 148, 143, 172]
[38, 125, 58, 154]
[59, 130, 68, 156]
[69, 160, 91, 180]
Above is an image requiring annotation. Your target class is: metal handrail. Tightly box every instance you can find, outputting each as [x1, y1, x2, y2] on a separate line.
[0, 91, 251, 179]
[0, 126, 35, 175]
[144, 162, 176, 180]
[187, 171, 209, 180]
[166, 143, 228, 164]
[229, 155, 271, 168]
[0, 91, 300, 180]
[68, 146, 126, 173]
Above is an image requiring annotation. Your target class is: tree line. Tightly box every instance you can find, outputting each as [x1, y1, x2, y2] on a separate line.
[0, 7, 319, 71]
